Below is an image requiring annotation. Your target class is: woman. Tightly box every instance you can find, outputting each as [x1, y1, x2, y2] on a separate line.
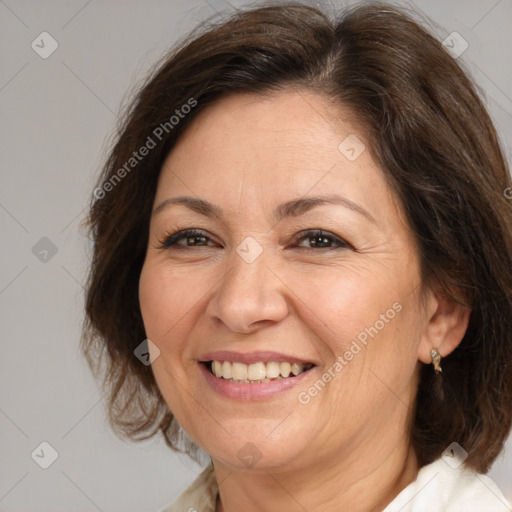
[82, 2, 512, 511]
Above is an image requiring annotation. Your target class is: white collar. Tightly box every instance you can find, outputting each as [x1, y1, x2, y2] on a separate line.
[383, 457, 511, 511]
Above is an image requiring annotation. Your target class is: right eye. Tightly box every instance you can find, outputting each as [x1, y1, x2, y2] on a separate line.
[157, 229, 219, 249]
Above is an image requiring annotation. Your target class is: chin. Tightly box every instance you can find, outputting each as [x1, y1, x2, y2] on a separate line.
[192, 421, 313, 472]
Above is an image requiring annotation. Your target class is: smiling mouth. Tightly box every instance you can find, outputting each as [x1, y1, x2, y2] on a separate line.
[203, 360, 315, 384]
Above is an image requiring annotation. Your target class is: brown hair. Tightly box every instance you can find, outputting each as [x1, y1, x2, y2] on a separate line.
[81, 1, 512, 472]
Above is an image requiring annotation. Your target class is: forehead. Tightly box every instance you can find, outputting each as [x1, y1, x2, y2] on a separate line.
[171, 90, 356, 156]
[154, 90, 394, 222]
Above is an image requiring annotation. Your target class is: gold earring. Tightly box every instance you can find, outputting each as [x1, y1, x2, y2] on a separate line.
[431, 348, 442, 374]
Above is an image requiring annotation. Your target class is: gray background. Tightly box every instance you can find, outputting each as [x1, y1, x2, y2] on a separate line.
[1, 0, 511, 510]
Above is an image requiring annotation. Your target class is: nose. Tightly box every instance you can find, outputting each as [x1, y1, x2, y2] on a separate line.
[206, 246, 289, 334]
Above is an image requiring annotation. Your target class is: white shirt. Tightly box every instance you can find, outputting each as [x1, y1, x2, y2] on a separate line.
[383, 457, 511, 511]
[161, 457, 511, 512]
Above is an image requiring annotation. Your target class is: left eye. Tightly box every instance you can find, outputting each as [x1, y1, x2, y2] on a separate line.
[293, 230, 350, 250]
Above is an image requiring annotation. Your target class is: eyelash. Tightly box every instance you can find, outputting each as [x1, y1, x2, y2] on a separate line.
[156, 228, 353, 251]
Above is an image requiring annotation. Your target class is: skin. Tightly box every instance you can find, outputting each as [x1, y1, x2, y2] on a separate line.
[138, 90, 470, 512]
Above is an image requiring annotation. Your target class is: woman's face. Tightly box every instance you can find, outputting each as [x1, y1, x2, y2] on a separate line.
[139, 90, 432, 472]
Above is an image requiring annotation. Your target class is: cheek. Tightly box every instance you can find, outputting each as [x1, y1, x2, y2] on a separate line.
[290, 264, 404, 349]
[291, 262, 421, 405]
[139, 262, 202, 336]
[138, 263, 204, 417]
[139, 264, 168, 338]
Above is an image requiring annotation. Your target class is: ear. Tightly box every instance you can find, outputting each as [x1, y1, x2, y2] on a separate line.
[418, 290, 471, 365]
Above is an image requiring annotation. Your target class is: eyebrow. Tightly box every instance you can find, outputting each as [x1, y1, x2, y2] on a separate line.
[152, 194, 376, 224]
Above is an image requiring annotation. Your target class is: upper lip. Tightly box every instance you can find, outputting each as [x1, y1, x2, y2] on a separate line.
[198, 351, 317, 365]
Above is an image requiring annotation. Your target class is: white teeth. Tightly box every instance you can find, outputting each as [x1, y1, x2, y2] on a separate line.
[291, 363, 302, 376]
[266, 361, 281, 379]
[280, 362, 291, 378]
[222, 361, 232, 379]
[212, 360, 223, 378]
[248, 362, 266, 381]
[232, 362, 247, 380]
[209, 360, 310, 382]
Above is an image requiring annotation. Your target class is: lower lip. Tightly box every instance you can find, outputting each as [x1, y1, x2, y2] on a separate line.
[199, 363, 315, 400]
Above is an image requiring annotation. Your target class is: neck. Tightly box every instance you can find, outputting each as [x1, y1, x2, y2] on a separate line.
[213, 440, 418, 512]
